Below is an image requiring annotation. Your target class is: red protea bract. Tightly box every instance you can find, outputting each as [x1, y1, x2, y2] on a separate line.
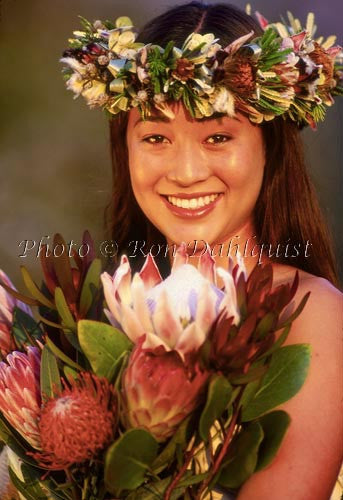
[122, 338, 209, 442]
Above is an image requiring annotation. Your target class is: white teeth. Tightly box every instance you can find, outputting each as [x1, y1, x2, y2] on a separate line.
[189, 199, 197, 208]
[167, 193, 220, 209]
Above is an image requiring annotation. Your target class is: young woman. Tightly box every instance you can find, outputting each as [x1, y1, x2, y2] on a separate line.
[60, 2, 343, 498]
[103, 4, 343, 499]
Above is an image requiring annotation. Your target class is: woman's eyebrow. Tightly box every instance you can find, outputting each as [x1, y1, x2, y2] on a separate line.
[134, 116, 170, 127]
[133, 112, 241, 128]
[198, 114, 241, 123]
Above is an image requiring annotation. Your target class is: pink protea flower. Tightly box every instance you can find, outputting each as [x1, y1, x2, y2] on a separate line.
[0, 346, 41, 449]
[101, 244, 241, 359]
[33, 373, 117, 469]
[0, 270, 33, 358]
[122, 337, 209, 442]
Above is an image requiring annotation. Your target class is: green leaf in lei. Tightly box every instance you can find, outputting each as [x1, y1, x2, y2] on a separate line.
[241, 344, 311, 422]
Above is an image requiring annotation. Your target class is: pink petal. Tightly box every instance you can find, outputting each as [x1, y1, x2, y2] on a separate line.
[0, 303, 12, 323]
[290, 31, 307, 52]
[234, 250, 247, 281]
[224, 30, 255, 55]
[4, 388, 25, 415]
[112, 255, 132, 305]
[152, 288, 183, 348]
[104, 308, 120, 328]
[142, 332, 170, 351]
[0, 270, 16, 310]
[195, 281, 218, 334]
[198, 248, 216, 284]
[120, 303, 145, 343]
[131, 274, 154, 333]
[175, 323, 206, 359]
[255, 11, 269, 30]
[171, 243, 188, 272]
[101, 272, 122, 323]
[0, 270, 33, 318]
[139, 254, 162, 289]
[216, 268, 240, 325]
[327, 46, 342, 59]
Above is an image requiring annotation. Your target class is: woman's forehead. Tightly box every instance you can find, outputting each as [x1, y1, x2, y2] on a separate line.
[127, 103, 245, 130]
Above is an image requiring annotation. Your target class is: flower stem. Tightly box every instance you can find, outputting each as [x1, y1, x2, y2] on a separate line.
[65, 469, 81, 500]
[164, 441, 199, 500]
[195, 388, 244, 499]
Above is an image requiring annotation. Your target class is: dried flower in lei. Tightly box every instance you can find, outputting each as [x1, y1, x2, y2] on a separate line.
[172, 58, 195, 81]
[33, 373, 117, 469]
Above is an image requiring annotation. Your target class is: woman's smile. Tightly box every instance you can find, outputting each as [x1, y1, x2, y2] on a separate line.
[160, 191, 224, 218]
[126, 102, 265, 247]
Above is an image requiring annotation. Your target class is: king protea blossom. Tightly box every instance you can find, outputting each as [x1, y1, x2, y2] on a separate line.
[0, 270, 33, 358]
[0, 347, 41, 449]
[101, 244, 241, 359]
[33, 373, 117, 469]
[123, 337, 209, 442]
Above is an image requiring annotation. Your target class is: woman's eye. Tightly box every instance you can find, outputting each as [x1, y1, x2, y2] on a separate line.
[206, 134, 231, 144]
[143, 135, 168, 144]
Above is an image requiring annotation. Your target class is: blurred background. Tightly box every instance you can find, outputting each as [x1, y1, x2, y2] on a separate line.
[0, 0, 342, 287]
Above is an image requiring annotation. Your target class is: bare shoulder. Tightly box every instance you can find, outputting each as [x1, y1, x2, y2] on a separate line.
[273, 265, 342, 344]
[237, 266, 343, 500]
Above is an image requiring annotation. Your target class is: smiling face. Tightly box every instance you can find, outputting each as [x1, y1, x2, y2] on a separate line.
[126, 103, 265, 251]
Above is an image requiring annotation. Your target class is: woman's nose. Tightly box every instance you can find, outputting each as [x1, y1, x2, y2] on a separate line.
[166, 141, 211, 186]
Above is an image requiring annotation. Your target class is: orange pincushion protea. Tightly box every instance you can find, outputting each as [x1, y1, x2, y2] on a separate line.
[33, 372, 117, 469]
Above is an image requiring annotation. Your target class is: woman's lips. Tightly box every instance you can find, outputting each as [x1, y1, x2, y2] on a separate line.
[160, 192, 224, 218]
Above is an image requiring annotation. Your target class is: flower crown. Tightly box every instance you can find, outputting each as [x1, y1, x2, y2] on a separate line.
[60, 12, 342, 128]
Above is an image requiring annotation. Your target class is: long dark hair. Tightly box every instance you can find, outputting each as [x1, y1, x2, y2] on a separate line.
[105, 2, 338, 286]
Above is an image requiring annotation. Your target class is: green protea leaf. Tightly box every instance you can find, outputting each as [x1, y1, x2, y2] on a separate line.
[199, 374, 232, 442]
[241, 344, 311, 421]
[255, 410, 291, 471]
[218, 421, 264, 489]
[40, 345, 62, 402]
[78, 320, 132, 379]
[105, 429, 159, 495]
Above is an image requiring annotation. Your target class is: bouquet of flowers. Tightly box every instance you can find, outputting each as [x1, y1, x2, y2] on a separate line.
[0, 232, 311, 499]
